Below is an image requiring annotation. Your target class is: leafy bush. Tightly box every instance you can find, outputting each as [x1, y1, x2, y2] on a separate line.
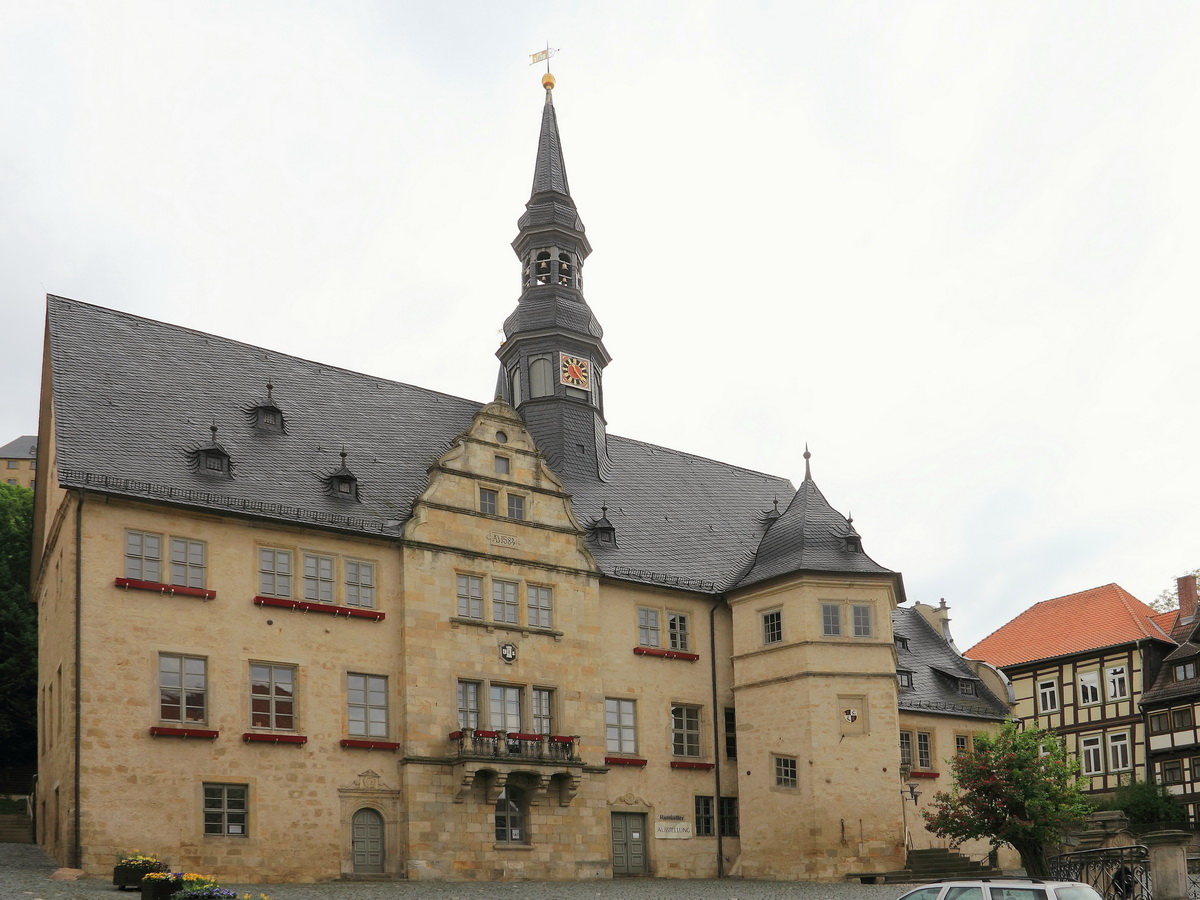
[1093, 779, 1186, 827]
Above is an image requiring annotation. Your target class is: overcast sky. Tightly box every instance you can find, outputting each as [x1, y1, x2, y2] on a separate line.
[3, 1, 1198, 649]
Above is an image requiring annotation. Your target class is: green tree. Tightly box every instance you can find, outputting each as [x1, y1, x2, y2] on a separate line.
[0, 483, 36, 768]
[921, 719, 1092, 877]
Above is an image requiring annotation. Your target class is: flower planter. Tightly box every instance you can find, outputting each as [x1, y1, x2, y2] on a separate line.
[141, 880, 182, 900]
[113, 864, 164, 890]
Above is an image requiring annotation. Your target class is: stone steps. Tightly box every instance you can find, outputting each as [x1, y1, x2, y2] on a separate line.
[0, 814, 33, 843]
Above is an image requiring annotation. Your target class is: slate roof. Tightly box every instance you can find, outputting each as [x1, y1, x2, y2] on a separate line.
[0, 436, 37, 459]
[965, 583, 1174, 669]
[893, 606, 1009, 721]
[45, 295, 893, 594]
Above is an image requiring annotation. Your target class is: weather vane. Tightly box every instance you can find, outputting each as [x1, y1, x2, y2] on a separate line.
[529, 42, 558, 72]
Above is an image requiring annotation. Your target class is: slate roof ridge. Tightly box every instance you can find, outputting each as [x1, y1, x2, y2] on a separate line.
[47, 294, 487, 411]
[0, 435, 37, 458]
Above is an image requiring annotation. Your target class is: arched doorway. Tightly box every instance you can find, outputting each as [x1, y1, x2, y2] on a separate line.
[351, 807, 384, 874]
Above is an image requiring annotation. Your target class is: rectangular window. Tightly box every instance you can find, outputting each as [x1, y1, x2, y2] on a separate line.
[203, 784, 247, 836]
[852, 604, 872, 637]
[668, 612, 690, 651]
[159, 654, 206, 723]
[956, 734, 971, 755]
[958, 679, 977, 696]
[344, 561, 375, 608]
[494, 455, 510, 475]
[605, 698, 637, 753]
[1107, 665, 1129, 700]
[724, 707, 737, 759]
[1081, 736, 1103, 775]
[532, 688, 553, 736]
[762, 609, 782, 645]
[1108, 732, 1131, 772]
[302, 553, 334, 603]
[492, 580, 518, 624]
[1150, 712, 1170, 734]
[347, 673, 387, 738]
[4, 460, 15, 469]
[718, 796, 739, 837]
[507, 494, 525, 520]
[775, 755, 798, 788]
[1078, 671, 1100, 705]
[456, 574, 483, 619]
[1174, 707, 1194, 730]
[1164, 759, 1184, 784]
[528, 585, 553, 628]
[457, 680, 480, 730]
[822, 603, 841, 636]
[489, 684, 522, 733]
[898, 671, 914, 689]
[695, 795, 714, 837]
[671, 704, 701, 758]
[249, 664, 295, 731]
[125, 530, 163, 582]
[168, 538, 206, 589]
[899, 730, 913, 767]
[1176, 662, 1197, 682]
[479, 488, 498, 515]
[1039, 679, 1059, 713]
[916, 732, 932, 769]
[258, 548, 292, 598]
[638, 608, 660, 648]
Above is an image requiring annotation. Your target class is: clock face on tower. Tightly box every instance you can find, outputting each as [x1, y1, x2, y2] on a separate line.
[559, 353, 591, 391]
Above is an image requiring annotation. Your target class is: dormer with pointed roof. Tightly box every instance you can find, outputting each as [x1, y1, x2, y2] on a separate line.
[497, 73, 613, 482]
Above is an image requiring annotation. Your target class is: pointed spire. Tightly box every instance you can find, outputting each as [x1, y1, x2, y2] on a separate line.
[803, 444, 812, 482]
[531, 72, 571, 198]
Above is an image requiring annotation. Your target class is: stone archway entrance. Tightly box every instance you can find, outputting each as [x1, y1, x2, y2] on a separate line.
[351, 807, 384, 874]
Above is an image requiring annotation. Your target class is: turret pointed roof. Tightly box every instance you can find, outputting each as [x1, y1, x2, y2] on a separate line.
[531, 83, 571, 197]
[735, 455, 894, 590]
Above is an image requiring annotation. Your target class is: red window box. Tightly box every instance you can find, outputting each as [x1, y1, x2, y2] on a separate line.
[670, 760, 715, 770]
[149, 726, 219, 740]
[632, 646, 700, 662]
[340, 739, 401, 751]
[506, 732, 544, 741]
[115, 577, 216, 600]
[241, 732, 308, 744]
[909, 770, 939, 778]
[606, 756, 648, 767]
[253, 595, 384, 622]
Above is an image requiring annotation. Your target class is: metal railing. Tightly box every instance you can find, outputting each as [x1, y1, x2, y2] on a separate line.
[1050, 846, 1151, 900]
[1186, 855, 1200, 900]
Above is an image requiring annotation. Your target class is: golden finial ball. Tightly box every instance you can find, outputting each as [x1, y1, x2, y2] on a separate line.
[542, 72, 556, 90]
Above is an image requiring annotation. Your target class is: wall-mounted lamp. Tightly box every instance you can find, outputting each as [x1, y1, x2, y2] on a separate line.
[902, 782, 921, 804]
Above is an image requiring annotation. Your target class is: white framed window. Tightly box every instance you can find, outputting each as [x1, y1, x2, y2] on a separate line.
[159, 653, 206, 724]
[1106, 665, 1129, 700]
[347, 673, 387, 739]
[490, 684, 523, 733]
[507, 494, 525, 520]
[1078, 670, 1100, 705]
[303, 553, 334, 603]
[249, 663, 295, 731]
[898, 671, 913, 689]
[899, 730, 913, 766]
[1081, 735, 1103, 775]
[774, 755, 798, 788]
[203, 784, 247, 836]
[456, 574, 483, 619]
[638, 608, 661, 648]
[493, 580, 519, 625]
[852, 604, 872, 637]
[528, 585, 552, 628]
[457, 680, 480, 730]
[958, 679, 977, 697]
[258, 548, 293, 598]
[344, 561, 375, 608]
[955, 734, 971, 755]
[1038, 679, 1060, 713]
[479, 488, 498, 515]
[916, 732, 932, 769]
[125, 530, 163, 582]
[606, 698, 637, 753]
[822, 603, 841, 636]
[168, 538, 206, 589]
[1108, 731, 1131, 772]
[762, 609, 782, 645]
[668, 612, 690, 651]
[671, 704, 701, 758]
[532, 688, 553, 736]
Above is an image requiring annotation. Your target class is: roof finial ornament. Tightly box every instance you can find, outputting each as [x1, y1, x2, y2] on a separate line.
[803, 443, 812, 482]
[529, 43, 559, 98]
[210, 422, 218, 443]
[266, 379, 274, 400]
[340, 447, 348, 466]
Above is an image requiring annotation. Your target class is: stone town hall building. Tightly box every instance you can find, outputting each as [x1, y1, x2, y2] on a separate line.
[31, 75, 1009, 883]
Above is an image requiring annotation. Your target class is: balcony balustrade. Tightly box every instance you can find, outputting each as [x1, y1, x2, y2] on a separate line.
[448, 728, 581, 763]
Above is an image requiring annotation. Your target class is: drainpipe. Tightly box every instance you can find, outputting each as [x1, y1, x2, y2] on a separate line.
[73, 490, 83, 870]
[709, 595, 725, 878]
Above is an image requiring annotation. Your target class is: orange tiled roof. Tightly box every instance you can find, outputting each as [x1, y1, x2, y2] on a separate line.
[965, 583, 1173, 668]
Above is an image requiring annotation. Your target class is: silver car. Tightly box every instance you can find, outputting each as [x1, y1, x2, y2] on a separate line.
[897, 879, 1106, 900]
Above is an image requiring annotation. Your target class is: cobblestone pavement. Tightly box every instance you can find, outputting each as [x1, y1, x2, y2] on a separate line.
[0, 842, 906, 900]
